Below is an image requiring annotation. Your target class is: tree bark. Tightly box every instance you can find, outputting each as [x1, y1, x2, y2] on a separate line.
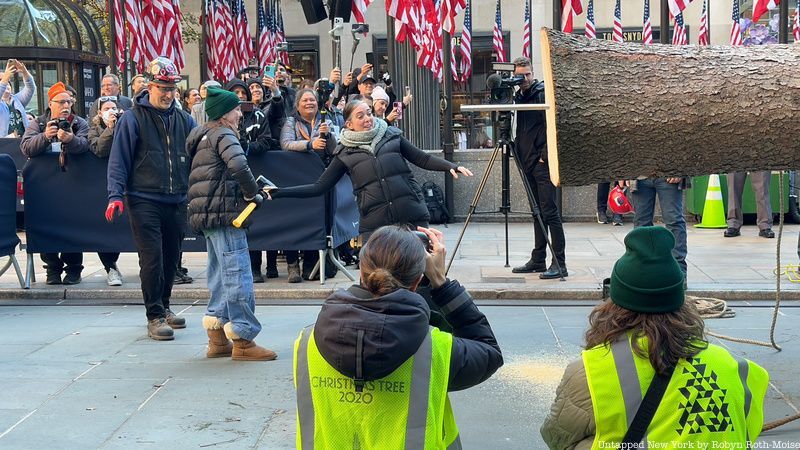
[541, 28, 800, 186]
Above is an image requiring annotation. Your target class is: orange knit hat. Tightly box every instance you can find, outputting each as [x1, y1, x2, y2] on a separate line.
[48, 82, 67, 102]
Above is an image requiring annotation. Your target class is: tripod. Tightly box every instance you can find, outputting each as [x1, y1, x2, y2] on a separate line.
[447, 105, 565, 281]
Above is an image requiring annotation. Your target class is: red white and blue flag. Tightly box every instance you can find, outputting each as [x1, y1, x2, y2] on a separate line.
[730, 0, 742, 45]
[561, 0, 583, 33]
[753, 0, 779, 23]
[642, 0, 653, 44]
[673, 12, 687, 45]
[352, 0, 373, 24]
[585, 0, 596, 38]
[276, 1, 290, 65]
[459, 0, 472, 82]
[668, 0, 694, 17]
[793, 0, 800, 41]
[492, 0, 505, 62]
[613, 0, 623, 43]
[698, 0, 709, 45]
[441, 0, 466, 34]
[522, 0, 531, 58]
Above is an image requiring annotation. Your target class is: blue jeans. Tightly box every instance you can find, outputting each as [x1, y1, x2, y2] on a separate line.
[630, 178, 688, 276]
[204, 227, 261, 341]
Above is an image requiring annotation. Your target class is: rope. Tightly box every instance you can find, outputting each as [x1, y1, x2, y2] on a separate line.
[698, 173, 791, 431]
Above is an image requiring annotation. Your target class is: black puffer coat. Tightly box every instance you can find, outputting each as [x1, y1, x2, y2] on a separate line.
[186, 123, 260, 232]
[271, 126, 457, 234]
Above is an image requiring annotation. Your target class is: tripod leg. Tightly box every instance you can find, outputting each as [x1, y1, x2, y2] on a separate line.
[510, 143, 565, 280]
[446, 144, 503, 275]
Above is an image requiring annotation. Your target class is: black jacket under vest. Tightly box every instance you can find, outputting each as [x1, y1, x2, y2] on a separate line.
[271, 126, 457, 235]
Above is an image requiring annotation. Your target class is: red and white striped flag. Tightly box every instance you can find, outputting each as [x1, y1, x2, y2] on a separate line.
[171, 0, 185, 71]
[753, 0, 779, 23]
[642, 0, 653, 44]
[698, 0, 709, 45]
[492, 0, 505, 62]
[125, 0, 145, 73]
[276, 1, 290, 66]
[205, 0, 218, 79]
[234, 0, 253, 71]
[585, 0, 596, 38]
[140, 1, 161, 62]
[730, 0, 742, 46]
[352, 0, 373, 24]
[256, 0, 270, 68]
[459, 0, 472, 82]
[668, 0, 694, 17]
[113, 0, 127, 72]
[794, 0, 800, 42]
[561, 0, 583, 33]
[672, 13, 687, 45]
[450, 36, 459, 81]
[612, 0, 623, 43]
[522, 0, 531, 58]
[441, 0, 466, 34]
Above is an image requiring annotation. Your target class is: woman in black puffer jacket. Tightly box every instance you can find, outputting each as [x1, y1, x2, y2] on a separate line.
[186, 87, 276, 362]
[270, 99, 472, 241]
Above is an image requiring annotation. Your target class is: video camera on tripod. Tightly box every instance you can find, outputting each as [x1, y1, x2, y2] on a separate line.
[486, 62, 525, 105]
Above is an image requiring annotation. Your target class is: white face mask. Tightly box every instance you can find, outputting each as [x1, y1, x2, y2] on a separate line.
[102, 108, 118, 124]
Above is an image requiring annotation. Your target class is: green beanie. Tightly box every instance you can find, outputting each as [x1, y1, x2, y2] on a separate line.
[205, 86, 241, 121]
[609, 226, 685, 313]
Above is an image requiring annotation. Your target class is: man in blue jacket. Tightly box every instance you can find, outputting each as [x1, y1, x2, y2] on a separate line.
[106, 57, 196, 341]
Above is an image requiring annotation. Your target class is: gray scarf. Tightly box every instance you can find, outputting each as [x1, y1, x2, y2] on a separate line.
[339, 118, 388, 152]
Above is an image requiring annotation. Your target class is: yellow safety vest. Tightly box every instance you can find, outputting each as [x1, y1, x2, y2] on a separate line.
[294, 326, 461, 450]
[583, 333, 768, 449]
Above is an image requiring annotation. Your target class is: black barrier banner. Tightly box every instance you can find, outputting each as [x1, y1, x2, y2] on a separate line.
[0, 138, 27, 213]
[0, 154, 20, 256]
[22, 149, 359, 254]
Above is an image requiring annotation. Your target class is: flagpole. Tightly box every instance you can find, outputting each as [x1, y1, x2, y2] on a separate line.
[553, 0, 560, 29]
[109, 0, 118, 76]
[200, 2, 208, 82]
[780, 0, 790, 43]
[660, 0, 670, 44]
[527, 0, 533, 58]
[442, 29, 455, 216]
[706, 0, 711, 42]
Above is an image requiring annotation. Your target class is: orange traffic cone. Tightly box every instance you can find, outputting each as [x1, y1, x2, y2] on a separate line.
[695, 174, 727, 229]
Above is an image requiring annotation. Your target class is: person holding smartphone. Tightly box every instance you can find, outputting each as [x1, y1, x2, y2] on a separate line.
[0, 59, 36, 138]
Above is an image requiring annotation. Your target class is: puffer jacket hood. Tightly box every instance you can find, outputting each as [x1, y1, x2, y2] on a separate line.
[225, 79, 251, 101]
[314, 285, 431, 382]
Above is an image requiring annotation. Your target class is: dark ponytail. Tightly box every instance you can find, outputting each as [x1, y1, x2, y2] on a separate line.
[360, 226, 427, 296]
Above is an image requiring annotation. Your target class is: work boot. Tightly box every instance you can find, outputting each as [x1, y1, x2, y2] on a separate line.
[147, 318, 174, 341]
[62, 272, 81, 285]
[224, 322, 278, 361]
[202, 316, 232, 358]
[287, 262, 302, 283]
[511, 259, 547, 274]
[252, 268, 265, 283]
[265, 266, 279, 278]
[173, 272, 193, 284]
[165, 308, 186, 329]
[45, 272, 62, 285]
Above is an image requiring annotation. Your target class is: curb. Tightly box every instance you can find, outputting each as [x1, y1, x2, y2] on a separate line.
[1, 288, 799, 301]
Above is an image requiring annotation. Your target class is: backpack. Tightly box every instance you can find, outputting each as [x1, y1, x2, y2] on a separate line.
[421, 181, 451, 224]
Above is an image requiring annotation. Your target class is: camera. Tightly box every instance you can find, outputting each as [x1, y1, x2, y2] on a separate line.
[50, 119, 71, 131]
[315, 78, 335, 106]
[351, 23, 369, 35]
[486, 62, 525, 104]
[275, 42, 290, 52]
[412, 231, 433, 253]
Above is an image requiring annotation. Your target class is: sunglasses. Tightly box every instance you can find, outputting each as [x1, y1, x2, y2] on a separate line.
[99, 96, 118, 102]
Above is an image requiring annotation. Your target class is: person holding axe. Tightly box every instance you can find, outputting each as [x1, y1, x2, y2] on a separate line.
[186, 87, 277, 361]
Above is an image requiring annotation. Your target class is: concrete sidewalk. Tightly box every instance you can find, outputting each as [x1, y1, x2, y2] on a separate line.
[3, 222, 800, 300]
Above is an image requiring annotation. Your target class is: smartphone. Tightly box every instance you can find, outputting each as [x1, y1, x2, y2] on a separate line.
[365, 52, 375, 67]
[240, 102, 254, 113]
[263, 65, 277, 79]
[393, 102, 403, 120]
[412, 231, 433, 253]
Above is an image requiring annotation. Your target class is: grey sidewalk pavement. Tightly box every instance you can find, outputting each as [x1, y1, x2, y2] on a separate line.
[3, 221, 800, 301]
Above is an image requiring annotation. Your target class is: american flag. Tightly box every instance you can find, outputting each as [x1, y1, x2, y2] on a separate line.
[673, 13, 688, 45]
[264, 0, 276, 63]
[212, 0, 234, 80]
[113, 0, 126, 71]
[459, 0, 472, 82]
[698, 0, 708, 45]
[170, 0, 185, 70]
[140, 1, 160, 62]
[642, 0, 653, 44]
[352, 0, 373, 24]
[238, 0, 253, 70]
[230, 0, 244, 70]
[613, 0, 623, 43]
[585, 0, 596, 38]
[221, 0, 237, 77]
[257, 0, 270, 67]
[668, 0, 694, 17]
[441, 0, 466, 34]
[753, 0, 779, 23]
[451, 36, 459, 81]
[522, 0, 531, 58]
[492, 0, 505, 62]
[205, 0, 218, 79]
[276, 1, 290, 66]
[561, 0, 583, 33]
[730, 0, 742, 45]
[794, 0, 800, 42]
[125, 0, 145, 72]
[431, 0, 444, 81]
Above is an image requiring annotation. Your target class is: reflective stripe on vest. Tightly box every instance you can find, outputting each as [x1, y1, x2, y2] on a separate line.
[583, 333, 768, 449]
[295, 326, 460, 449]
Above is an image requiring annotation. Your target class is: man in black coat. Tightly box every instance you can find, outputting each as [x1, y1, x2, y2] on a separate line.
[510, 57, 567, 279]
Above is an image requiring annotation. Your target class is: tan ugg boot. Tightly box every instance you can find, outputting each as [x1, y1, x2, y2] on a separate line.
[202, 316, 232, 358]
[223, 322, 278, 361]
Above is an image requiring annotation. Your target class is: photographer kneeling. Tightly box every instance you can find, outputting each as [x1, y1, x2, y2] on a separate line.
[20, 82, 89, 285]
[294, 225, 503, 448]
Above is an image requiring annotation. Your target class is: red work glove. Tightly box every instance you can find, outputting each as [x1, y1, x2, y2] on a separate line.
[105, 200, 124, 223]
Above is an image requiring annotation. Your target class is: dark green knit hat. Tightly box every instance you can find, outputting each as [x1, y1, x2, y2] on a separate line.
[205, 86, 242, 121]
[610, 226, 685, 313]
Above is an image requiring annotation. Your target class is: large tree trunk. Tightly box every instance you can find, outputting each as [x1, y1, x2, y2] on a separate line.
[540, 28, 800, 186]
